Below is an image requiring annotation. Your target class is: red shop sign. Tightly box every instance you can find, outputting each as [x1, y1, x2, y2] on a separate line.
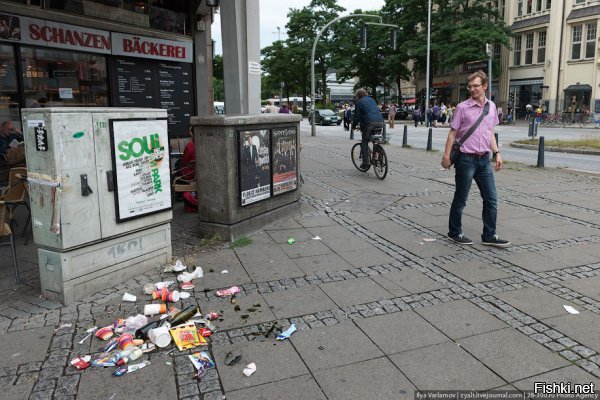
[112, 33, 192, 63]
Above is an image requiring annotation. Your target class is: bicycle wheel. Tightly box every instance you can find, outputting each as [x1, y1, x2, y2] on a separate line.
[372, 145, 388, 180]
[351, 143, 370, 172]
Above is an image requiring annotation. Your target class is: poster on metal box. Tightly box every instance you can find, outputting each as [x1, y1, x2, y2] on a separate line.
[271, 127, 298, 195]
[110, 118, 171, 221]
[239, 129, 271, 206]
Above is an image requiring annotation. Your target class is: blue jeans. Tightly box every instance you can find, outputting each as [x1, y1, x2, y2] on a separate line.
[448, 153, 498, 240]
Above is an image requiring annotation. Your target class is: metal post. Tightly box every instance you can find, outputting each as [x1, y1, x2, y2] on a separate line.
[537, 136, 545, 168]
[427, 128, 433, 151]
[311, 14, 381, 137]
[350, 126, 354, 140]
[402, 125, 408, 148]
[486, 43, 492, 100]
[383, 123, 387, 143]
[425, 0, 432, 122]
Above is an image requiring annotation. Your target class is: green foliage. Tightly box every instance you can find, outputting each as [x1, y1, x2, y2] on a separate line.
[213, 78, 224, 101]
[213, 55, 223, 80]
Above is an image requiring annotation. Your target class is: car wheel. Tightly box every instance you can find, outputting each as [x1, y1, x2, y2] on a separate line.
[320, 119, 324, 126]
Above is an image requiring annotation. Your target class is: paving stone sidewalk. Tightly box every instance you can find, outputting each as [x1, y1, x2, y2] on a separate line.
[2, 128, 600, 399]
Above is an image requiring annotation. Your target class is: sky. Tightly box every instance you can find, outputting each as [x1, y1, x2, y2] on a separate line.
[212, 0, 386, 55]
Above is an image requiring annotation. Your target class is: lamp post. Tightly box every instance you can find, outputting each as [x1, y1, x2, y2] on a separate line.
[486, 43, 492, 100]
[425, 0, 432, 124]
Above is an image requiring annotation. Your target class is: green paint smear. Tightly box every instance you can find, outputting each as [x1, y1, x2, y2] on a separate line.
[73, 131, 84, 138]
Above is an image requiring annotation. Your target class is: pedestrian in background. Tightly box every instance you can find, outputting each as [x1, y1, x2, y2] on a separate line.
[279, 103, 291, 114]
[441, 70, 510, 248]
[413, 105, 421, 128]
[265, 101, 279, 113]
[388, 103, 397, 129]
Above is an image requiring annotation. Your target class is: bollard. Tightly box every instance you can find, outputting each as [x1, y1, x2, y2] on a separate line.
[402, 125, 408, 148]
[350, 126, 354, 140]
[537, 136, 545, 168]
[493, 132, 499, 161]
[383, 123, 387, 143]
[427, 128, 433, 151]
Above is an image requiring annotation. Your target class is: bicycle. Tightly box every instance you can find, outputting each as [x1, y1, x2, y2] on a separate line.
[350, 127, 388, 180]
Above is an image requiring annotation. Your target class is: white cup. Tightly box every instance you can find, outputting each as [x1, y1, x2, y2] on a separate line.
[148, 326, 171, 348]
[122, 293, 137, 302]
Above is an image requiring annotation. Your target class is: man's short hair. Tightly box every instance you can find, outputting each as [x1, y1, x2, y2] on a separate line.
[355, 88, 367, 98]
[467, 70, 488, 86]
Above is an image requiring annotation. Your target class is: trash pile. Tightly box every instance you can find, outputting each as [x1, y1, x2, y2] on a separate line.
[69, 259, 216, 379]
[69, 258, 298, 382]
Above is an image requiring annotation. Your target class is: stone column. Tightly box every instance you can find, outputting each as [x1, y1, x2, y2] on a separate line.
[194, 6, 214, 117]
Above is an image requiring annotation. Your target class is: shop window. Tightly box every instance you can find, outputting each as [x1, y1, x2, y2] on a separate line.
[44, 0, 84, 14]
[525, 33, 534, 64]
[571, 25, 582, 60]
[546, 0, 551, 9]
[537, 31, 546, 64]
[585, 23, 596, 59]
[513, 36, 521, 66]
[20, 46, 108, 108]
[0, 44, 21, 131]
[535, 0, 542, 12]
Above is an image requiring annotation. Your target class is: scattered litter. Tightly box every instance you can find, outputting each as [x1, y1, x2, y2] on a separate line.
[92, 354, 116, 367]
[216, 286, 241, 297]
[118, 333, 134, 350]
[170, 323, 207, 351]
[70, 355, 91, 370]
[143, 283, 155, 295]
[224, 351, 242, 366]
[168, 260, 187, 273]
[422, 238, 436, 242]
[78, 326, 98, 344]
[180, 282, 195, 291]
[162, 348, 176, 357]
[125, 315, 148, 333]
[95, 325, 114, 340]
[243, 362, 256, 377]
[221, 270, 229, 274]
[165, 362, 172, 366]
[11, 353, 20, 358]
[113, 318, 126, 334]
[149, 326, 172, 348]
[114, 360, 150, 376]
[56, 323, 72, 331]
[179, 292, 191, 300]
[103, 338, 119, 352]
[144, 304, 167, 316]
[204, 312, 219, 321]
[155, 281, 174, 290]
[564, 305, 580, 315]
[177, 272, 194, 282]
[122, 292, 137, 302]
[345, 200, 350, 203]
[312, 236, 322, 240]
[198, 327, 212, 337]
[141, 343, 156, 353]
[287, 238, 295, 245]
[318, 346, 325, 351]
[189, 351, 215, 372]
[276, 324, 297, 341]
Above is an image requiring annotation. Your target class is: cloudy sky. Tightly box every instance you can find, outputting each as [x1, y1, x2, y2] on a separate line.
[212, 0, 386, 54]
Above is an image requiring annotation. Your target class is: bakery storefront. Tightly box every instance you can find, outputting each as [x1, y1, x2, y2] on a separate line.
[0, 12, 193, 138]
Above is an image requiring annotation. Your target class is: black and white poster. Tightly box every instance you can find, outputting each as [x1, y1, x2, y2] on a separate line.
[239, 130, 271, 206]
[271, 127, 298, 195]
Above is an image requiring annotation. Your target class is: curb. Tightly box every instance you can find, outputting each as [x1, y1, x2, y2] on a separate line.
[509, 143, 600, 156]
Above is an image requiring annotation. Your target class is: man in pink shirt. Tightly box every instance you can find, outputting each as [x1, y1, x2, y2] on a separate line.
[441, 71, 510, 247]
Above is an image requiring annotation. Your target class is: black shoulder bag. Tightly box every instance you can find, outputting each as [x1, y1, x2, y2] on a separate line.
[449, 102, 490, 166]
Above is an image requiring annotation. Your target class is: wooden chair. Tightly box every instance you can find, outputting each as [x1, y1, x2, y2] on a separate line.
[1, 167, 30, 239]
[0, 200, 19, 284]
[172, 161, 197, 194]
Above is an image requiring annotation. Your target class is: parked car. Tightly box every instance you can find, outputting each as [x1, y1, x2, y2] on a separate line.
[380, 107, 409, 120]
[309, 109, 342, 125]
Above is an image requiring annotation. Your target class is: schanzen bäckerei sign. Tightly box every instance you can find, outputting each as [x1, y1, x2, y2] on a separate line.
[111, 119, 171, 222]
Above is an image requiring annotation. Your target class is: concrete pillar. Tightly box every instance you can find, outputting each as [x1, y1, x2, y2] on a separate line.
[194, 7, 214, 117]
[220, 0, 261, 115]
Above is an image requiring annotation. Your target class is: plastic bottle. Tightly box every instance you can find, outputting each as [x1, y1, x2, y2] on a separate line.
[110, 350, 131, 365]
[169, 304, 198, 327]
[118, 347, 143, 365]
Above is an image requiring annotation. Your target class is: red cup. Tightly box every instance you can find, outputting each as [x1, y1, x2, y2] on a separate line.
[164, 291, 180, 302]
[95, 325, 114, 341]
[118, 333, 134, 350]
[152, 288, 168, 300]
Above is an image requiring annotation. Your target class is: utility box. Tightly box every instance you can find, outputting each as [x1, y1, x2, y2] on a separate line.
[22, 108, 173, 304]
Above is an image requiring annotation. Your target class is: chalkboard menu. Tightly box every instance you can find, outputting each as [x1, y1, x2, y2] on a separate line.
[110, 57, 194, 137]
[158, 62, 193, 138]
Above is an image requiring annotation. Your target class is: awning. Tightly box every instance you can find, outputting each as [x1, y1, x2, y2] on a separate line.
[403, 98, 416, 104]
[564, 84, 592, 92]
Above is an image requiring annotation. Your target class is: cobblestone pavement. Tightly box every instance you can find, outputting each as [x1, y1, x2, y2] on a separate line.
[2, 130, 600, 399]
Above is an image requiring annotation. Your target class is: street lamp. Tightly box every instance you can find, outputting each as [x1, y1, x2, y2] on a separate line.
[425, 0, 431, 121]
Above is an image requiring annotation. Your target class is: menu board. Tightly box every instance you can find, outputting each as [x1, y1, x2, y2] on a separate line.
[109, 118, 171, 222]
[111, 58, 155, 107]
[110, 57, 194, 137]
[158, 62, 193, 138]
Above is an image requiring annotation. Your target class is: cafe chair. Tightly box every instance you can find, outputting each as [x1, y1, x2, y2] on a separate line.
[0, 200, 20, 284]
[1, 167, 30, 238]
[171, 161, 197, 196]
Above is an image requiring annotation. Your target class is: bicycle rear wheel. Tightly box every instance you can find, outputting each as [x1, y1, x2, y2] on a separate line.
[372, 145, 388, 180]
[351, 143, 370, 172]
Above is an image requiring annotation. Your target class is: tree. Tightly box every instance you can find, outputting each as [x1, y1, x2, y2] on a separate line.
[213, 55, 224, 101]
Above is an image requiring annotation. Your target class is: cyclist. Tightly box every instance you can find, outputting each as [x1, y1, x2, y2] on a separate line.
[352, 88, 384, 170]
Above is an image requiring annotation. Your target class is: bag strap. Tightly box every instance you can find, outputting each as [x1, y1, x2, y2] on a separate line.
[456, 102, 490, 146]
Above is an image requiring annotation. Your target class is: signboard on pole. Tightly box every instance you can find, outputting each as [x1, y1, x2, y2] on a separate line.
[109, 118, 171, 222]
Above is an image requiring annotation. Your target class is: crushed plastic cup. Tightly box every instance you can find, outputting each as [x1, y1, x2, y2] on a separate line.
[143, 283, 155, 295]
[124, 314, 148, 333]
[276, 324, 297, 340]
[152, 288, 169, 300]
[179, 292, 191, 300]
[177, 272, 194, 282]
[216, 286, 241, 297]
[118, 333, 134, 350]
[122, 292, 137, 302]
[164, 290, 180, 302]
[243, 362, 256, 377]
[95, 325, 114, 341]
[155, 281, 174, 290]
[172, 260, 187, 272]
[144, 303, 167, 316]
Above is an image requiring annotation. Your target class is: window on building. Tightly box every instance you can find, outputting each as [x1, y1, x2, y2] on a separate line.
[514, 36, 522, 66]
[536, 0, 542, 12]
[586, 23, 597, 59]
[537, 31, 546, 64]
[572, 25, 582, 59]
[546, 0, 551, 9]
[526, 0, 532, 14]
[20, 46, 108, 108]
[525, 33, 534, 64]
[0, 44, 21, 131]
[518, 0, 523, 16]
[575, 0, 585, 4]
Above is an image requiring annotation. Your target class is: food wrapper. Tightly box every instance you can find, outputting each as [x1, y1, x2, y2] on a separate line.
[189, 351, 214, 372]
[170, 323, 207, 351]
[70, 356, 91, 370]
[91, 354, 116, 367]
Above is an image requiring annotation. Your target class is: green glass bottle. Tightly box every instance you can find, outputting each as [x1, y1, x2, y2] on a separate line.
[169, 304, 199, 327]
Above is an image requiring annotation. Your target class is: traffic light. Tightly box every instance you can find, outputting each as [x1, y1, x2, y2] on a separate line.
[360, 25, 367, 50]
[509, 92, 515, 102]
[391, 29, 397, 51]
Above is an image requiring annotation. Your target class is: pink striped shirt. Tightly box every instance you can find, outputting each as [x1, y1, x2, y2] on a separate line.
[450, 98, 499, 154]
